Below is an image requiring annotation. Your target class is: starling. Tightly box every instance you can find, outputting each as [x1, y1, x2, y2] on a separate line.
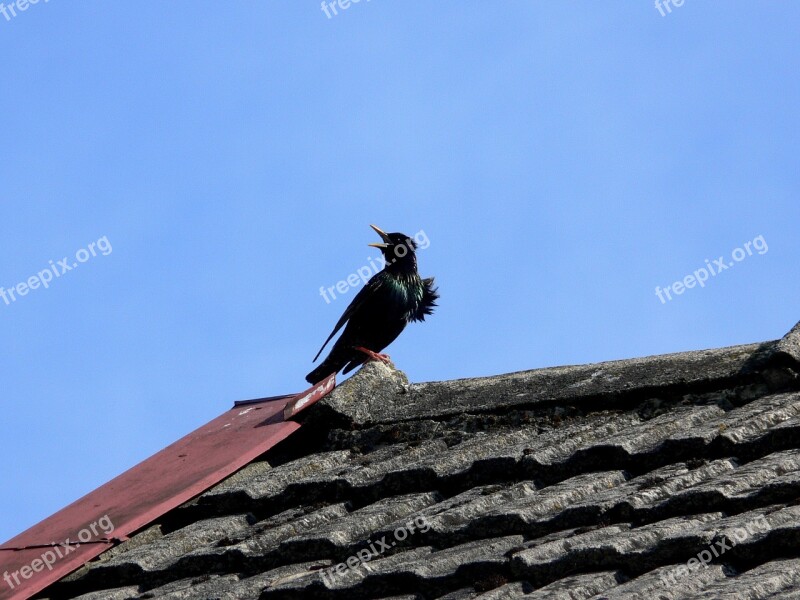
[306, 225, 438, 384]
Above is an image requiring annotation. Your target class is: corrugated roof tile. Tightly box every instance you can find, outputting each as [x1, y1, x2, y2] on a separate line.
[22, 320, 800, 600]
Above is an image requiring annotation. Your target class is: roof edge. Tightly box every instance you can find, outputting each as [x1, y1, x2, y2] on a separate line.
[310, 323, 800, 427]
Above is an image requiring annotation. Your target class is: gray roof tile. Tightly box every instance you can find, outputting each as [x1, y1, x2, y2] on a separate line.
[688, 558, 800, 599]
[511, 513, 723, 582]
[70, 586, 141, 600]
[132, 574, 244, 599]
[42, 321, 800, 600]
[199, 449, 352, 508]
[507, 571, 621, 599]
[278, 492, 441, 558]
[100, 515, 254, 573]
[589, 564, 731, 600]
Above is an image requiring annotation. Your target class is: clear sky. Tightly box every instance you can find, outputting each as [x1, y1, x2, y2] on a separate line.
[1, 2, 798, 544]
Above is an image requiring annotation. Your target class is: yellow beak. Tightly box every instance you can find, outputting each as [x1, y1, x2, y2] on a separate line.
[368, 224, 391, 248]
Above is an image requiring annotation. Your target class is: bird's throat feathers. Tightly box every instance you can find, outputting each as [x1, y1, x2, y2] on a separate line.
[385, 252, 417, 275]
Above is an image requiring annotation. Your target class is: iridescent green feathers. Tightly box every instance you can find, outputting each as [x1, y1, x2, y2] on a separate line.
[306, 226, 438, 384]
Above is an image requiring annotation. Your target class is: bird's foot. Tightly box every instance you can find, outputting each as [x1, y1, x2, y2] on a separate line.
[354, 346, 392, 364]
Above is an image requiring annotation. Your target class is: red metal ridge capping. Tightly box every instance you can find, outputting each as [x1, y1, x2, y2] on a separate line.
[0, 373, 336, 600]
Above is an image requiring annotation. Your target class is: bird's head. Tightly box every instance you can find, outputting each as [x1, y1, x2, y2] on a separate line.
[368, 224, 418, 272]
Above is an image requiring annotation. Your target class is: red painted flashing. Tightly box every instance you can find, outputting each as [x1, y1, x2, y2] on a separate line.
[0, 374, 335, 600]
[283, 376, 336, 419]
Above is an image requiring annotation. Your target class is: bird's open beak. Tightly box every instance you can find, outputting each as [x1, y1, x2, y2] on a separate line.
[368, 224, 391, 248]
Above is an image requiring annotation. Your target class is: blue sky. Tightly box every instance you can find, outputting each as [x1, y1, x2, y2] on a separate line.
[1, 2, 798, 544]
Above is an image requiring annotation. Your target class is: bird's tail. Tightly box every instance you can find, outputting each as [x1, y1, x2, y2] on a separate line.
[305, 353, 350, 385]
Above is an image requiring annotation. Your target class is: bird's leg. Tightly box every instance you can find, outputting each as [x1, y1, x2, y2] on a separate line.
[354, 346, 392, 364]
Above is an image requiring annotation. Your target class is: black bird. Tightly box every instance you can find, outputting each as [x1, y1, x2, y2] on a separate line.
[306, 225, 438, 384]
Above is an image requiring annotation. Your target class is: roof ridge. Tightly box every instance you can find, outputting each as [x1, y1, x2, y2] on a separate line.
[309, 321, 800, 428]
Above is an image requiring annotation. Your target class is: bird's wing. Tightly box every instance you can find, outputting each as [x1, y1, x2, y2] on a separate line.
[312, 274, 386, 362]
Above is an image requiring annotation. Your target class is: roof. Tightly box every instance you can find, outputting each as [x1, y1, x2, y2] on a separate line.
[34, 320, 800, 599]
[0, 377, 335, 600]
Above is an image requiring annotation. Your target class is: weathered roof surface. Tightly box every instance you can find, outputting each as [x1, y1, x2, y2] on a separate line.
[40, 321, 800, 600]
[1, 379, 335, 600]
